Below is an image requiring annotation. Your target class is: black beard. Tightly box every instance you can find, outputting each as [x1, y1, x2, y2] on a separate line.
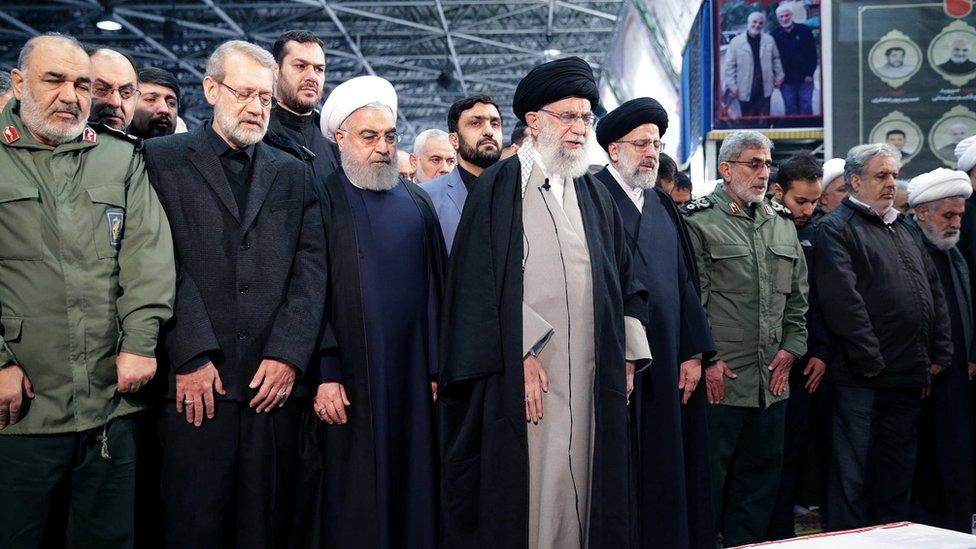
[131, 116, 174, 138]
[277, 82, 318, 114]
[458, 136, 501, 169]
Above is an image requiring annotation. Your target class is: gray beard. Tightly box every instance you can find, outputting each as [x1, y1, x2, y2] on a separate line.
[534, 121, 590, 180]
[615, 155, 658, 190]
[20, 88, 86, 145]
[729, 179, 766, 205]
[920, 222, 960, 251]
[215, 108, 266, 148]
[341, 149, 399, 192]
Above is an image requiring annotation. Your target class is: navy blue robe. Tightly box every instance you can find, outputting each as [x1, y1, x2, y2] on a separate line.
[292, 170, 446, 549]
[594, 168, 717, 549]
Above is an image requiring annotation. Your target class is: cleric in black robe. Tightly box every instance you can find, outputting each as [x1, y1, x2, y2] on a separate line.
[264, 30, 340, 182]
[593, 98, 717, 549]
[289, 77, 447, 549]
[437, 57, 650, 549]
[906, 169, 976, 533]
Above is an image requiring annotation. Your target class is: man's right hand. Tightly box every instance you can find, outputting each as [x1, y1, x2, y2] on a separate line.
[705, 360, 736, 405]
[524, 355, 549, 424]
[175, 362, 226, 427]
[314, 382, 350, 425]
[0, 365, 34, 430]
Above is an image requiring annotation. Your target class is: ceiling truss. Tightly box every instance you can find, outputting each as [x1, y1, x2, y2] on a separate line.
[0, 0, 623, 143]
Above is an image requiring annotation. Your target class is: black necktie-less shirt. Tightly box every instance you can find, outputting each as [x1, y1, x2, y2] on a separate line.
[458, 165, 478, 193]
[207, 123, 255, 214]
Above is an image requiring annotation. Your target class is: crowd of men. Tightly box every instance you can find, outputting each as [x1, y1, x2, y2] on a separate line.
[1, 28, 976, 549]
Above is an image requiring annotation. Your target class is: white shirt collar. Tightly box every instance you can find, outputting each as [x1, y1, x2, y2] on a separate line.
[848, 196, 899, 225]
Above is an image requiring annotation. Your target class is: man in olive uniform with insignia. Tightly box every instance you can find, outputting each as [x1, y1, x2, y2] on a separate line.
[0, 33, 175, 548]
[682, 130, 808, 546]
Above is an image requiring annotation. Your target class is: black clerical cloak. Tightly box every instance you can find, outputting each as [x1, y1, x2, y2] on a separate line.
[437, 156, 648, 548]
[290, 170, 447, 549]
[594, 168, 717, 549]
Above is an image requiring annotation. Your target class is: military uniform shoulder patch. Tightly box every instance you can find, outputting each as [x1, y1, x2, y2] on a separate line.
[768, 200, 793, 219]
[82, 127, 97, 143]
[2, 125, 20, 144]
[682, 196, 713, 214]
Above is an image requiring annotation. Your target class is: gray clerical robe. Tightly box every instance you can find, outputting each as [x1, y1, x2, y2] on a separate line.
[520, 150, 650, 549]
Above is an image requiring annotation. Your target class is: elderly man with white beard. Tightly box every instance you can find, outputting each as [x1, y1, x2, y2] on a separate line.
[438, 57, 652, 549]
[682, 130, 808, 546]
[906, 168, 976, 533]
[290, 75, 447, 549]
[144, 40, 326, 548]
[593, 97, 717, 549]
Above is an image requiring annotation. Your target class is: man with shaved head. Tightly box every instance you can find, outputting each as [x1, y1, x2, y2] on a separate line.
[0, 33, 175, 547]
[87, 47, 139, 131]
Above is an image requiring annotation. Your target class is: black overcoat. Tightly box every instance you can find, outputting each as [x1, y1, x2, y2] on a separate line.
[437, 156, 648, 548]
[144, 124, 327, 400]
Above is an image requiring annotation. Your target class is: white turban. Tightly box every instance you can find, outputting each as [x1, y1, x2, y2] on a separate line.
[821, 158, 846, 189]
[907, 167, 972, 207]
[320, 75, 398, 140]
[955, 135, 976, 173]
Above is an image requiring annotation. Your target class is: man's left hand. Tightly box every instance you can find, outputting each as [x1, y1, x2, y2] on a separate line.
[968, 363, 976, 381]
[249, 359, 297, 413]
[678, 359, 702, 405]
[431, 380, 438, 403]
[116, 352, 157, 393]
[929, 363, 945, 376]
[626, 361, 636, 400]
[767, 350, 795, 396]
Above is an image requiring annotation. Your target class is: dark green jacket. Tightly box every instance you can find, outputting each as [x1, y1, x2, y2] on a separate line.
[683, 183, 808, 407]
[0, 101, 175, 434]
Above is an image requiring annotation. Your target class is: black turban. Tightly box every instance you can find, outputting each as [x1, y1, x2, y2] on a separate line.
[512, 56, 600, 122]
[596, 97, 668, 152]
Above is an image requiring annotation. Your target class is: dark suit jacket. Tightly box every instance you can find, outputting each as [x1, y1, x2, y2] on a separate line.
[145, 124, 327, 401]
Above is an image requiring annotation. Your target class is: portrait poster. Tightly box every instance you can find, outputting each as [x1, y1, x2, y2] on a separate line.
[713, 0, 824, 130]
[829, 0, 976, 173]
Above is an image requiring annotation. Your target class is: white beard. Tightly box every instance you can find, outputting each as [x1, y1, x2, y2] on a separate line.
[534, 119, 591, 180]
[341, 148, 399, 192]
[919, 221, 960, 251]
[20, 87, 86, 145]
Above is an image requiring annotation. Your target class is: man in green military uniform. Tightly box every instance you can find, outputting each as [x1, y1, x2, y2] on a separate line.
[0, 33, 175, 548]
[682, 130, 808, 546]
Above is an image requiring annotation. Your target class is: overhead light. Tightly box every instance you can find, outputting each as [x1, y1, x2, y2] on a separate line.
[96, 11, 122, 32]
[544, 48, 561, 58]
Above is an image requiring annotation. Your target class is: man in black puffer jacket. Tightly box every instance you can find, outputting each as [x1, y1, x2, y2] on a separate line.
[814, 143, 953, 532]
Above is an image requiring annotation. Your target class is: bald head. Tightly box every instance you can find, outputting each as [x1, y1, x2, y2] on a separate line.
[88, 48, 138, 130]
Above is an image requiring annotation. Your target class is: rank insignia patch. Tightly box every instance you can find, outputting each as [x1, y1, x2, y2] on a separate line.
[106, 210, 124, 249]
[83, 127, 97, 143]
[3, 126, 20, 144]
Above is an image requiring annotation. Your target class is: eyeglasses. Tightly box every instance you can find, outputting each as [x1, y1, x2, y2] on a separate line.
[91, 83, 140, 100]
[218, 81, 272, 108]
[726, 159, 778, 171]
[615, 138, 665, 152]
[538, 108, 597, 127]
[338, 128, 401, 147]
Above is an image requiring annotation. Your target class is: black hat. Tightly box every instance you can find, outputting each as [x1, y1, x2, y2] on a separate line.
[596, 97, 668, 152]
[512, 56, 599, 123]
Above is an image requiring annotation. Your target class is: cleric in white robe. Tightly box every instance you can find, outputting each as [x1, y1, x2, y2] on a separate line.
[437, 56, 652, 549]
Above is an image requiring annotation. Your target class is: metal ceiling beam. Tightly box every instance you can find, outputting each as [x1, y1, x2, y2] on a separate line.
[115, 8, 241, 37]
[113, 14, 205, 79]
[0, 12, 41, 37]
[311, 0, 417, 136]
[201, 0, 247, 37]
[434, 0, 468, 95]
[555, 1, 618, 21]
